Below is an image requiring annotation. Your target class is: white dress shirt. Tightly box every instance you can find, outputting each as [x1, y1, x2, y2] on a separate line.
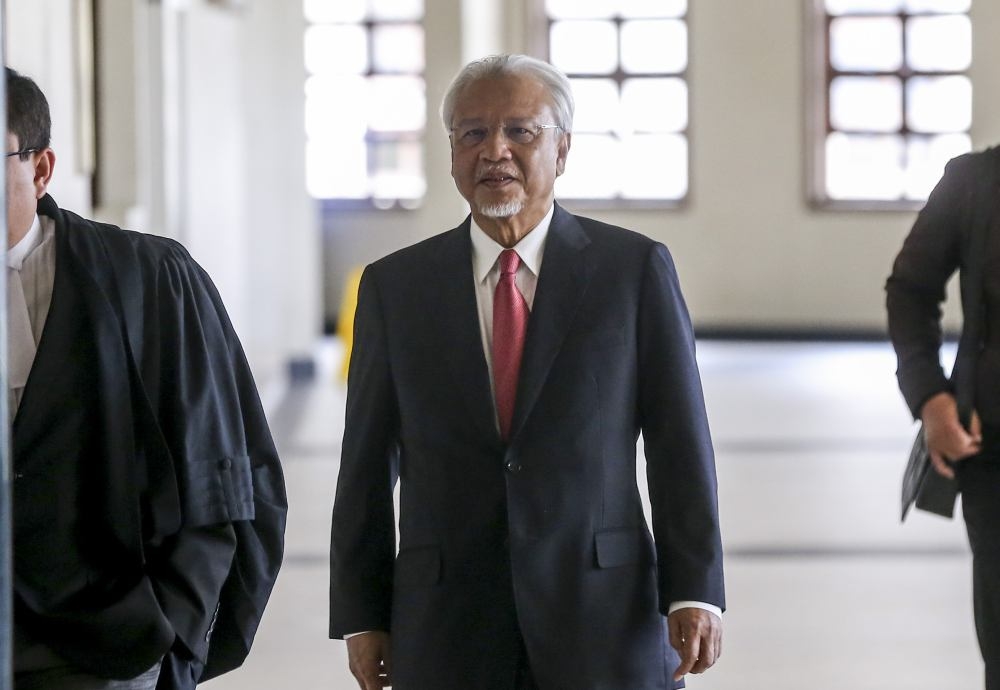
[467, 207, 721, 621]
[7, 213, 56, 420]
[469, 204, 552, 400]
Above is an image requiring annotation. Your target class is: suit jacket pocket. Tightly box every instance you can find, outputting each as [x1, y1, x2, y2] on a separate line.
[594, 527, 654, 569]
[394, 545, 441, 587]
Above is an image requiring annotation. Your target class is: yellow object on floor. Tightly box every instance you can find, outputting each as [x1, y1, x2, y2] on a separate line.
[336, 266, 364, 381]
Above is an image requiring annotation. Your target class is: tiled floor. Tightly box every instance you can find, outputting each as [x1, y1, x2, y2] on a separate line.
[203, 340, 983, 690]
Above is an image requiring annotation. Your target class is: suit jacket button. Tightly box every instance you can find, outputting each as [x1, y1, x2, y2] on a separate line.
[505, 461, 522, 474]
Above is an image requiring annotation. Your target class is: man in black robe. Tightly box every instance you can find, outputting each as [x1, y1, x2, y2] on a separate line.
[5, 67, 286, 690]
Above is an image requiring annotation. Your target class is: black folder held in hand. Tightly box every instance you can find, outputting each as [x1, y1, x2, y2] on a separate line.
[901, 424, 958, 521]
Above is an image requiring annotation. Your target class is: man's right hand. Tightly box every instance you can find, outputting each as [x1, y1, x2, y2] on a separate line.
[346, 631, 391, 690]
[921, 392, 982, 479]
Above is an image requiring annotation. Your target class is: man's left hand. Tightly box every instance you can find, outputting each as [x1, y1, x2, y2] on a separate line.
[667, 607, 722, 681]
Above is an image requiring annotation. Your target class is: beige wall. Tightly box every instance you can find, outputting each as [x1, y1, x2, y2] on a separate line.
[6, 0, 92, 214]
[5, 0, 322, 381]
[8, 0, 996, 365]
[323, 0, 1000, 334]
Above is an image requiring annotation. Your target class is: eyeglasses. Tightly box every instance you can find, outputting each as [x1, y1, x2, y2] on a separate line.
[4, 148, 39, 159]
[449, 123, 563, 149]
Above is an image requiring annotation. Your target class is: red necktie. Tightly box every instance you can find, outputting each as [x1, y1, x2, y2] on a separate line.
[493, 249, 528, 441]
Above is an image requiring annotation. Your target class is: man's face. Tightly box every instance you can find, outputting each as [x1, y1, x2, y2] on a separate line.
[5, 132, 50, 248]
[449, 74, 570, 226]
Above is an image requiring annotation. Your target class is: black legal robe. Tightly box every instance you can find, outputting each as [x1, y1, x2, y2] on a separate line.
[12, 195, 287, 688]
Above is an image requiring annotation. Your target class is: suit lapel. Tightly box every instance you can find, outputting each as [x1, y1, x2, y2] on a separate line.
[510, 205, 593, 441]
[431, 220, 503, 444]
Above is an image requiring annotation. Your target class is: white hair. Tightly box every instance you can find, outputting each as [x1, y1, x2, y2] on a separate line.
[440, 54, 575, 133]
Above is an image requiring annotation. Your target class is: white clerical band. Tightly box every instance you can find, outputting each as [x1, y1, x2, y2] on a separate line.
[7, 265, 36, 389]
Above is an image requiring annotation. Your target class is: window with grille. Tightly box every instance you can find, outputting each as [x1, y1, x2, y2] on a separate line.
[810, 0, 972, 208]
[303, 0, 426, 208]
[543, 0, 689, 204]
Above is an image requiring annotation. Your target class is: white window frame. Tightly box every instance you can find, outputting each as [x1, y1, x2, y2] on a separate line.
[531, 1, 692, 209]
[806, 0, 973, 211]
[304, 4, 427, 210]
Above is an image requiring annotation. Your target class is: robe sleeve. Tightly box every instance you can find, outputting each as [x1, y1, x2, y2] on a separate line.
[137, 245, 287, 677]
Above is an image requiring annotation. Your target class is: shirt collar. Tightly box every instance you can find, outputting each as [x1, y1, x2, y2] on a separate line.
[7, 214, 43, 270]
[470, 204, 555, 284]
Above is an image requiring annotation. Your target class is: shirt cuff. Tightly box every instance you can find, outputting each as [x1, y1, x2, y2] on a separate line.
[668, 601, 723, 618]
[344, 631, 374, 639]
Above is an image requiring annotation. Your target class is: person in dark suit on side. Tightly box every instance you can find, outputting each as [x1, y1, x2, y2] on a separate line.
[5, 66, 287, 690]
[329, 54, 725, 690]
[887, 145, 1000, 689]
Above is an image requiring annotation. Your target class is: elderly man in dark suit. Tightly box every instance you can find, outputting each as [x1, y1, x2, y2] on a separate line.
[329, 54, 724, 690]
[5, 66, 286, 690]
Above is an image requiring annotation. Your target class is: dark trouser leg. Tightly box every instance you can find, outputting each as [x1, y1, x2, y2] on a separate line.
[959, 459, 1000, 689]
[513, 632, 539, 690]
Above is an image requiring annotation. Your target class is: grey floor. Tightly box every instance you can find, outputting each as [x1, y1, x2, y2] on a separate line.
[203, 340, 983, 690]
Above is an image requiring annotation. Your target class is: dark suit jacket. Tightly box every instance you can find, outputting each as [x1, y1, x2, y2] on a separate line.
[13, 195, 287, 688]
[330, 204, 725, 690]
[886, 147, 1000, 423]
